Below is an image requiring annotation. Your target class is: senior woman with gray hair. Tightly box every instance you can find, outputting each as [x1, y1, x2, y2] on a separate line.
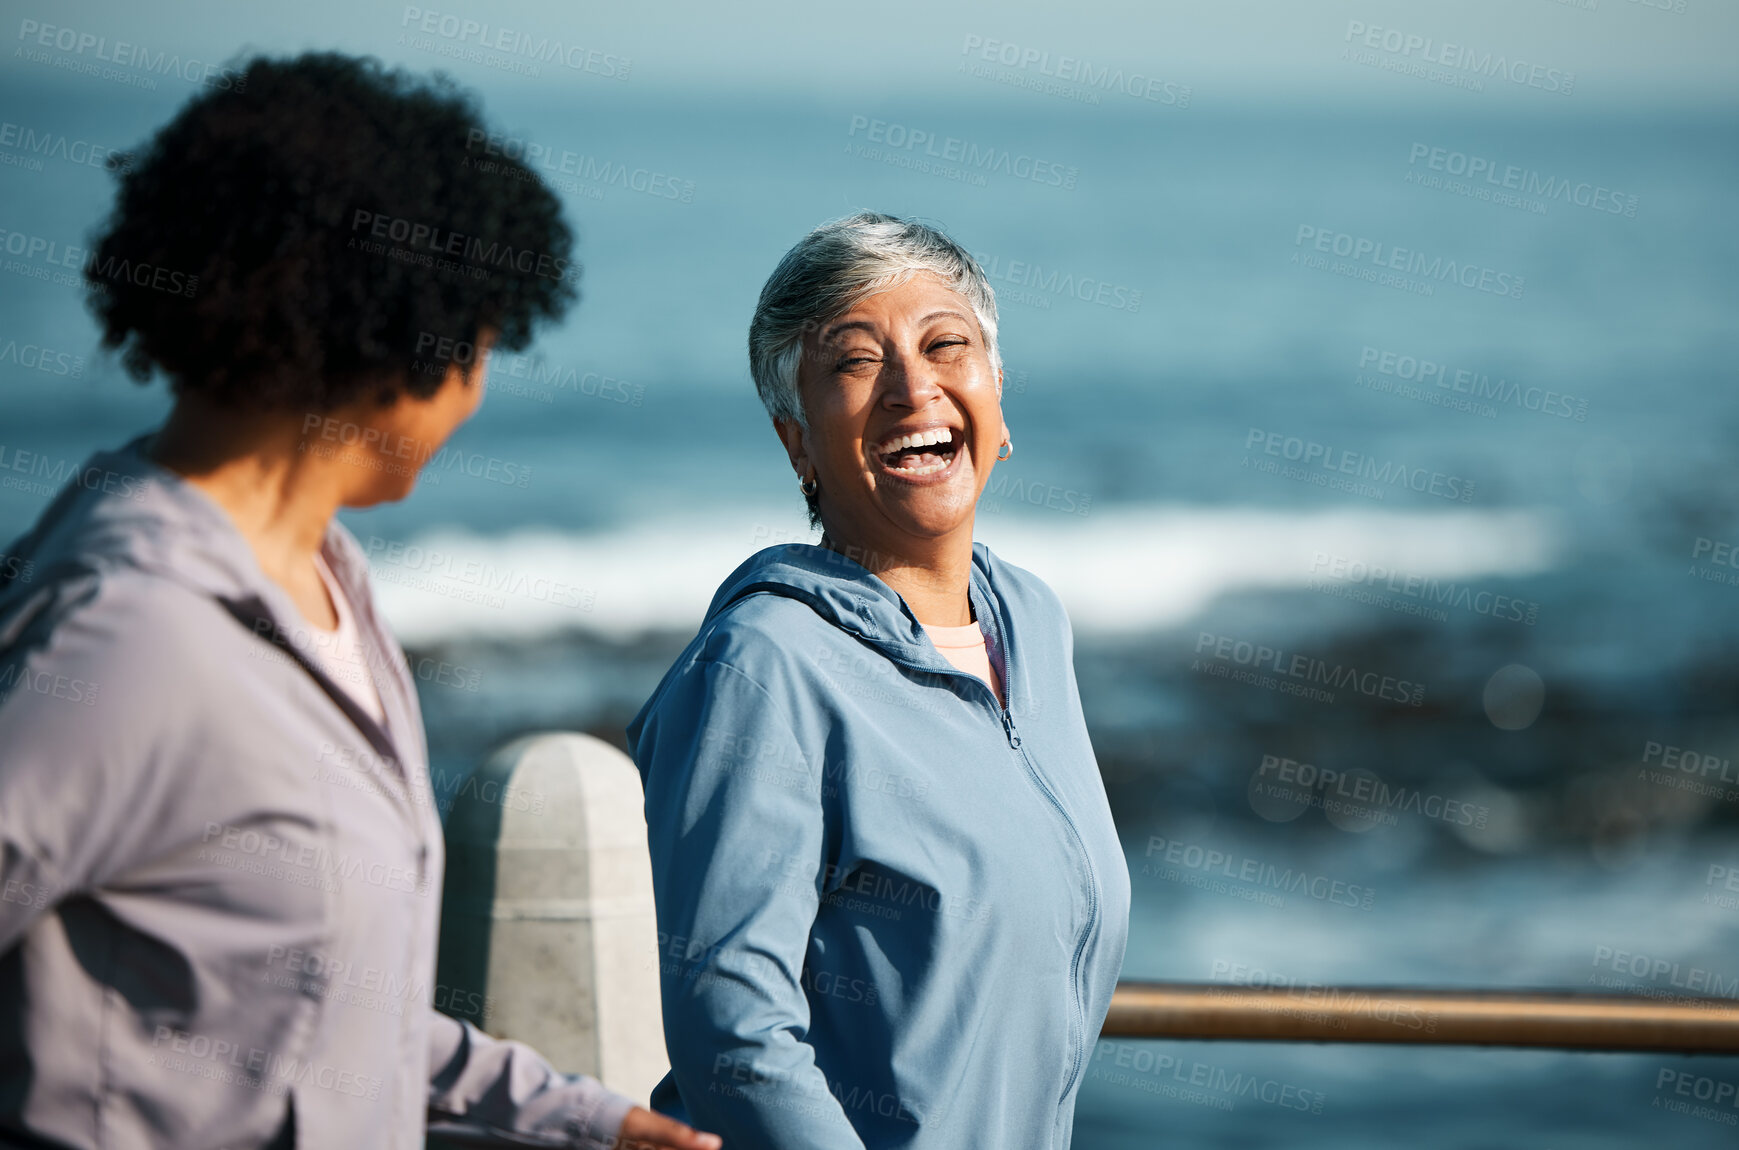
[628, 213, 1129, 1148]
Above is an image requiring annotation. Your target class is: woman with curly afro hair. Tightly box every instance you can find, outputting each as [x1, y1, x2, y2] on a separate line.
[0, 52, 716, 1150]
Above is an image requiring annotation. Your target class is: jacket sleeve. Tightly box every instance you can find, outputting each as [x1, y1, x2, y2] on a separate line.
[0, 585, 156, 953]
[637, 657, 865, 1149]
[425, 1010, 636, 1148]
[0, 666, 79, 953]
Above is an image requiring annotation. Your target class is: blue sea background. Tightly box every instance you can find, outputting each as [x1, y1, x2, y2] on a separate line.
[3, 4, 1739, 1144]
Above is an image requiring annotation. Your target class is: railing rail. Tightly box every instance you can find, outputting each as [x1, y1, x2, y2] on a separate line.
[1104, 982, 1739, 1054]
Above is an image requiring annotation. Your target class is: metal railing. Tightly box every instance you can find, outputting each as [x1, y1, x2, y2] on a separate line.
[1104, 982, 1739, 1054]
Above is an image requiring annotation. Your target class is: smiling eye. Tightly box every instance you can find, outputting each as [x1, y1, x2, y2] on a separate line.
[928, 338, 969, 354]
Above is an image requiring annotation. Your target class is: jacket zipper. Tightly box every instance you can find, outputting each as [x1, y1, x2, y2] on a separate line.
[962, 582, 1102, 1115]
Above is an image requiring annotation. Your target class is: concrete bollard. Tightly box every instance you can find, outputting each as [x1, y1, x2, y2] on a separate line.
[435, 732, 667, 1104]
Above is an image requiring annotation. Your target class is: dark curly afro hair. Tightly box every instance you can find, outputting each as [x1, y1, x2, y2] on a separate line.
[84, 51, 578, 410]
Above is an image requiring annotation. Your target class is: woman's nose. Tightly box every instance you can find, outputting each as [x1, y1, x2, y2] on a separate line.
[879, 350, 945, 409]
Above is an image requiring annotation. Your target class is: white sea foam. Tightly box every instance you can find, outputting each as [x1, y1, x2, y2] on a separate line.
[370, 504, 1561, 646]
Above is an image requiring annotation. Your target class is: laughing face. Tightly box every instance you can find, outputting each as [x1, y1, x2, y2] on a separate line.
[776, 271, 1008, 566]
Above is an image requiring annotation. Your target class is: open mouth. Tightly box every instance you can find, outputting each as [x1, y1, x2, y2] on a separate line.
[873, 426, 962, 478]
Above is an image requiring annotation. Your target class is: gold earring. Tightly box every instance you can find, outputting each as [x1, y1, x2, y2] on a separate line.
[997, 442, 1013, 461]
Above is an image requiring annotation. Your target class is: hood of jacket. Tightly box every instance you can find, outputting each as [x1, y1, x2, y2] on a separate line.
[696, 541, 1008, 677]
[1, 435, 369, 654]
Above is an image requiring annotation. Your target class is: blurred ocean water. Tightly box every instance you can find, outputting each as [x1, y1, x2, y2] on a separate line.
[2, 71, 1737, 1145]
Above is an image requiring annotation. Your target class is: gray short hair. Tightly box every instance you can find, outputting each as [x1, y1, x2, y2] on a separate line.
[748, 212, 1001, 429]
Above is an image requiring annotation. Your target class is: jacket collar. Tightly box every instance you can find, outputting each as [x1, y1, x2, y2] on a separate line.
[703, 542, 1010, 681]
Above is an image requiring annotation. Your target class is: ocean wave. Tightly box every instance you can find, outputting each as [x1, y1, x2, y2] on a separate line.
[367, 504, 1561, 646]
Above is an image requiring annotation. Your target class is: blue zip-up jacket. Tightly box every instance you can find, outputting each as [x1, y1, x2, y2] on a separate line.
[627, 543, 1130, 1149]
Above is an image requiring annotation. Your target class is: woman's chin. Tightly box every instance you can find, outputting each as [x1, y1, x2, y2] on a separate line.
[872, 485, 980, 542]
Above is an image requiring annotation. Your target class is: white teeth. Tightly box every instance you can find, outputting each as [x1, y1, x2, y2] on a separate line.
[880, 427, 955, 454]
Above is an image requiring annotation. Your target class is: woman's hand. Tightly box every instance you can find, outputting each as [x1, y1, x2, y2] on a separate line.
[617, 1105, 723, 1149]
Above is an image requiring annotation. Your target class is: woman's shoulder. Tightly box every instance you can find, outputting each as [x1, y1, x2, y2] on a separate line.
[628, 590, 841, 753]
[3, 564, 254, 711]
[691, 590, 841, 681]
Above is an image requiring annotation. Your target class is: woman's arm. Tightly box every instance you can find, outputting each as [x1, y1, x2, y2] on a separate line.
[0, 589, 164, 951]
[636, 657, 868, 1149]
[425, 1012, 717, 1149]
[425, 1012, 633, 1146]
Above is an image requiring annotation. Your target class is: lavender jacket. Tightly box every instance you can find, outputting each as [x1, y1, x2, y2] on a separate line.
[0, 438, 633, 1149]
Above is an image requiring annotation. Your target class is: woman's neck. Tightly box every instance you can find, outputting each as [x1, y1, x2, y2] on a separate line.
[823, 531, 975, 627]
[149, 399, 344, 626]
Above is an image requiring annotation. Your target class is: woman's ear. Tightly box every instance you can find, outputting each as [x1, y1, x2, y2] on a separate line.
[773, 417, 810, 482]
